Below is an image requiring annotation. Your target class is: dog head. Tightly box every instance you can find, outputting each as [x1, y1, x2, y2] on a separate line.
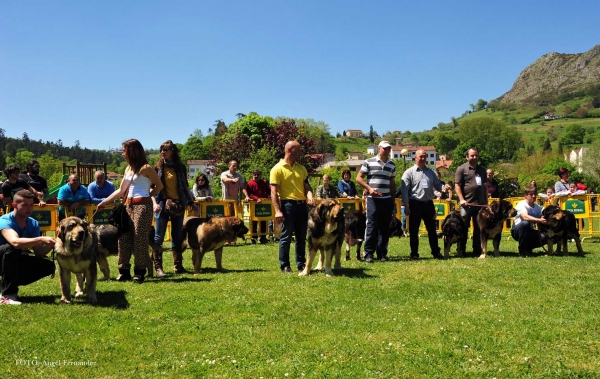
[389, 216, 404, 238]
[542, 205, 564, 227]
[55, 216, 94, 256]
[344, 210, 366, 246]
[309, 199, 344, 238]
[442, 211, 466, 243]
[479, 199, 516, 226]
[220, 217, 249, 242]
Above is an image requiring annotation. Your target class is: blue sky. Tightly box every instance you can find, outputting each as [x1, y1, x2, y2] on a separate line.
[1, 1, 599, 151]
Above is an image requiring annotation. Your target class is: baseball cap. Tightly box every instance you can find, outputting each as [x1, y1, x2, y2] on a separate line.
[378, 140, 392, 148]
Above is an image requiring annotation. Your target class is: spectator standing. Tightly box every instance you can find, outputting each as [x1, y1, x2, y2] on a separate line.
[19, 160, 49, 203]
[247, 169, 271, 244]
[270, 141, 315, 273]
[555, 168, 572, 193]
[356, 140, 396, 263]
[152, 140, 197, 276]
[0, 190, 55, 305]
[454, 147, 488, 257]
[486, 169, 499, 198]
[221, 160, 250, 202]
[401, 150, 449, 260]
[87, 171, 116, 204]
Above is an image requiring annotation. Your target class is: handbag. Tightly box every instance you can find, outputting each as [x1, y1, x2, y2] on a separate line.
[107, 203, 131, 236]
[165, 198, 185, 217]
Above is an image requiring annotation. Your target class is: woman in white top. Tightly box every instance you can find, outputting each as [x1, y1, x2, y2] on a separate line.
[192, 173, 214, 201]
[98, 139, 163, 283]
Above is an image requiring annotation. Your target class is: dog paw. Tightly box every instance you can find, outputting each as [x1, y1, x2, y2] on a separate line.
[60, 297, 71, 304]
[478, 254, 486, 259]
[325, 269, 334, 276]
[87, 297, 98, 305]
[298, 270, 309, 277]
[314, 265, 323, 271]
[74, 291, 85, 298]
[334, 264, 342, 270]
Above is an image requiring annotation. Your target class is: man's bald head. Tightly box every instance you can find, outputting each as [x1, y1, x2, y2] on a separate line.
[284, 141, 302, 163]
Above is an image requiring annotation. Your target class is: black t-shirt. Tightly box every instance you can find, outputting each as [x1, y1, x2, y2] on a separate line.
[1, 178, 32, 199]
[19, 173, 48, 194]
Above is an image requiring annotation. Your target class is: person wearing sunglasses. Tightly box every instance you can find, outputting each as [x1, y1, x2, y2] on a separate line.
[192, 173, 213, 202]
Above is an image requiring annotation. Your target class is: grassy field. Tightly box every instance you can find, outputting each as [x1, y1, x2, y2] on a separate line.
[2, 235, 600, 378]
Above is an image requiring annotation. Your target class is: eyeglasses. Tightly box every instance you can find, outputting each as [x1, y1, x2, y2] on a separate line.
[197, 178, 205, 182]
[161, 148, 171, 152]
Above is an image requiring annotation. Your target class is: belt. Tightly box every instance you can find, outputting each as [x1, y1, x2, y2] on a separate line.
[281, 199, 306, 204]
[125, 197, 152, 205]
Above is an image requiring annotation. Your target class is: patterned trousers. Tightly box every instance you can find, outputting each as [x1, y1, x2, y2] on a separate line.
[118, 203, 153, 271]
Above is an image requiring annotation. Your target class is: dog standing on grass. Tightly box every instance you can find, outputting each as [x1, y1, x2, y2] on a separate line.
[477, 199, 516, 258]
[300, 199, 345, 276]
[441, 211, 468, 259]
[180, 216, 249, 274]
[539, 205, 584, 256]
[54, 217, 98, 304]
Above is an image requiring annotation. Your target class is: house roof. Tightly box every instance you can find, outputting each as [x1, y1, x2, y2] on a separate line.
[187, 160, 213, 165]
[391, 145, 436, 151]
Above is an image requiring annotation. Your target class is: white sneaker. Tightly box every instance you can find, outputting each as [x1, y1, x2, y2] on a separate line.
[1, 295, 22, 305]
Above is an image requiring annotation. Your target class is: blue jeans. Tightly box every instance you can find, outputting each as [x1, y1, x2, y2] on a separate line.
[278, 201, 308, 270]
[154, 210, 184, 252]
[364, 197, 394, 259]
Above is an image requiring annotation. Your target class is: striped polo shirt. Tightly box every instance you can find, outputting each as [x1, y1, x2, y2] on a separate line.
[360, 156, 396, 198]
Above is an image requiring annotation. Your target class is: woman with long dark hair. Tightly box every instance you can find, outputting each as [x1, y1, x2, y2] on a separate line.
[152, 140, 197, 275]
[192, 173, 214, 201]
[98, 139, 163, 283]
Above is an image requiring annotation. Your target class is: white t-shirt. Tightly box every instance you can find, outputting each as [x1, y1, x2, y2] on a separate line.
[513, 199, 542, 228]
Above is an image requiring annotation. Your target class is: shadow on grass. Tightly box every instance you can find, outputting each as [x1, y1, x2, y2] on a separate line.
[20, 290, 130, 309]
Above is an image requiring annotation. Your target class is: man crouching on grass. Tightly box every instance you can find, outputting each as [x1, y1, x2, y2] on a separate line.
[0, 190, 55, 305]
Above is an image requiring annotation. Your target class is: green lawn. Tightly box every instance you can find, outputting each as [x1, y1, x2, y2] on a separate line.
[2, 236, 600, 378]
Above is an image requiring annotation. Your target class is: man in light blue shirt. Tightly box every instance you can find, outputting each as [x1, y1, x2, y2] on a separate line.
[57, 174, 91, 220]
[88, 171, 116, 205]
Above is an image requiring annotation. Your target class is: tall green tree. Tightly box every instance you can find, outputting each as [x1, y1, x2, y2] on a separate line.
[369, 125, 375, 143]
[455, 117, 521, 163]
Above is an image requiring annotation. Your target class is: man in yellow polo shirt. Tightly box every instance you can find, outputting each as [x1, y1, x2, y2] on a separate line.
[270, 141, 315, 273]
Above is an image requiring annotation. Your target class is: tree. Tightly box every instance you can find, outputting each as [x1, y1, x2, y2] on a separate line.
[560, 124, 585, 145]
[542, 137, 552, 152]
[214, 119, 228, 136]
[450, 117, 458, 128]
[455, 117, 522, 163]
[369, 125, 375, 143]
[476, 99, 488, 111]
[5, 148, 35, 171]
[431, 132, 458, 156]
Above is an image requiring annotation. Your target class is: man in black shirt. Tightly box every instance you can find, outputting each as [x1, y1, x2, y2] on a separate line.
[2, 165, 45, 210]
[19, 160, 49, 204]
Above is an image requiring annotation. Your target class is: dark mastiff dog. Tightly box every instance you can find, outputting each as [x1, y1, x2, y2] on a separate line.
[54, 217, 98, 304]
[93, 224, 161, 279]
[301, 198, 345, 276]
[344, 210, 403, 261]
[180, 216, 249, 274]
[477, 199, 516, 258]
[539, 205, 584, 256]
[441, 210, 467, 259]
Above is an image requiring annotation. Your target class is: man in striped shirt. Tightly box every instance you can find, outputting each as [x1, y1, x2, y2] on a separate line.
[356, 140, 396, 262]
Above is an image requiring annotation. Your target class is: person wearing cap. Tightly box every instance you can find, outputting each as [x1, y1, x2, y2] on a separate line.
[401, 149, 449, 260]
[454, 147, 488, 257]
[270, 141, 315, 273]
[555, 168, 572, 194]
[2, 165, 46, 210]
[247, 169, 271, 244]
[356, 140, 396, 263]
